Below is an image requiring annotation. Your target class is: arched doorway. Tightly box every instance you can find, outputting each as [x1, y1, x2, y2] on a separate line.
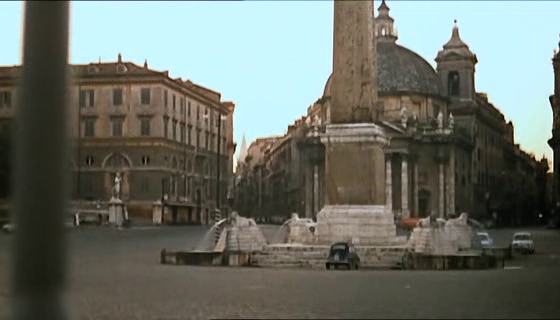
[102, 153, 132, 199]
[418, 189, 431, 218]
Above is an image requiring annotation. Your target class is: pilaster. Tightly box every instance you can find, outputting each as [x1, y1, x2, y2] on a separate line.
[305, 163, 313, 219]
[385, 153, 392, 213]
[438, 162, 445, 218]
[413, 160, 419, 217]
[313, 164, 320, 217]
[401, 154, 409, 218]
[448, 147, 456, 216]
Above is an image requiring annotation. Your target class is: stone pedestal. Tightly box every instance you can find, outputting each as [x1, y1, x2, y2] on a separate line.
[316, 205, 396, 245]
[321, 123, 388, 205]
[316, 123, 396, 245]
[152, 200, 163, 225]
[108, 197, 126, 228]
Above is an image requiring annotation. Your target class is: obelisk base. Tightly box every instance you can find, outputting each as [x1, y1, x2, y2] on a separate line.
[316, 123, 399, 245]
[316, 205, 397, 245]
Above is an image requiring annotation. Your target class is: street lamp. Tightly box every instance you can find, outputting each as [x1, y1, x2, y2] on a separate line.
[202, 112, 227, 232]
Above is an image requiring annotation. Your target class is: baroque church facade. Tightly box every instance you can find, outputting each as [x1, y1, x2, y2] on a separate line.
[234, 1, 544, 225]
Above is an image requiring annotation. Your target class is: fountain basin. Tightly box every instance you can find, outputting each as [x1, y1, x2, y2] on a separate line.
[402, 252, 501, 270]
[160, 249, 262, 267]
[160, 250, 223, 266]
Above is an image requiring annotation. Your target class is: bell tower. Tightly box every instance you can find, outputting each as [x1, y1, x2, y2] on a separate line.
[435, 20, 478, 101]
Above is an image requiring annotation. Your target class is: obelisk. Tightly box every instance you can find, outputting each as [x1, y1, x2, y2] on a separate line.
[316, 0, 396, 245]
[330, 0, 377, 124]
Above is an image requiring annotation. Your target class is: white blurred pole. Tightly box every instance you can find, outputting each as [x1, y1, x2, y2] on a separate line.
[13, 2, 71, 319]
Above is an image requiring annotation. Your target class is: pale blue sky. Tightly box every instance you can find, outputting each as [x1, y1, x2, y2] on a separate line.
[1, 1, 558, 162]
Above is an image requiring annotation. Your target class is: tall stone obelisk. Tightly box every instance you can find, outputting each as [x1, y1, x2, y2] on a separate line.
[330, 0, 377, 124]
[316, 0, 396, 245]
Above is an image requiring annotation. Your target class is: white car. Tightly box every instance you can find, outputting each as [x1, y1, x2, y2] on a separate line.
[2, 223, 15, 234]
[511, 232, 535, 254]
[477, 232, 494, 248]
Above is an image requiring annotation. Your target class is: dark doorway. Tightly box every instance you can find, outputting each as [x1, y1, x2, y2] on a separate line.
[418, 189, 431, 218]
[171, 207, 178, 225]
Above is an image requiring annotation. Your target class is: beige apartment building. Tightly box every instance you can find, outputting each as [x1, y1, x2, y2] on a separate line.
[0, 54, 236, 224]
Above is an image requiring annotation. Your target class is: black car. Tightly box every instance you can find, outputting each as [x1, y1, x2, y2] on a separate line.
[326, 242, 360, 270]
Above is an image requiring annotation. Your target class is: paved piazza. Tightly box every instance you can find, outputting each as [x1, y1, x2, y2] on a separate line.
[1, 225, 559, 319]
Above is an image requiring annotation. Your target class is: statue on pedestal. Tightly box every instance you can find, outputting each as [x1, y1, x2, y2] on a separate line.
[448, 113, 454, 130]
[113, 172, 122, 200]
[400, 106, 408, 128]
[437, 111, 444, 130]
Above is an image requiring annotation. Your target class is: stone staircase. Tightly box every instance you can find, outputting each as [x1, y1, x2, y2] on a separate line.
[252, 244, 407, 269]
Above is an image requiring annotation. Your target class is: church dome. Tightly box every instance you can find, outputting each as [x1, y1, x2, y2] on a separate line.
[323, 41, 444, 98]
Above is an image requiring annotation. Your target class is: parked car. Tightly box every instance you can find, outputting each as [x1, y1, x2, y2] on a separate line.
[476, 232, 494, 248]
[2, 223, 15, 234]
[326, 242, 360, 270]
[511, 232, 535, 254]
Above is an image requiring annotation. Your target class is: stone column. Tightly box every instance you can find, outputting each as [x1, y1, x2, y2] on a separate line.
[313, 164, 320, 217]
[305, 163, 313, 219]
[438, 162, 445, 218]
[448, 148, 456, 216]
[414, 160, 419, 217]
[385, 154, 392, 213]
[401, 154, 409, 218]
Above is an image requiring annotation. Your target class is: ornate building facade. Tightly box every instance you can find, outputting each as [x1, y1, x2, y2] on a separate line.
[234, 1, 544, 225]
[0, 54, 236, 224]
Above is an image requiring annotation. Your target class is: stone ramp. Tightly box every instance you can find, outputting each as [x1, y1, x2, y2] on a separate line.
[252, 244, 408, 269]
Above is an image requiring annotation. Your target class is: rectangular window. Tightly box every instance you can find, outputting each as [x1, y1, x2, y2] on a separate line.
[0, 91, 12, 108]
[187, 125, 192, 145]
[140, 118, 151, 136]
[196, 105, 200, 120]
[163, 117, 169, 138]
[187, 101, 191, 116]
[79, 89, 95, 108]
[111, 118, 124, 137]
[180, 123, 186, 143]
[210, 133, 215, 152]
[163, 90, 168, 107]
[172, 120, 178, 140]
[205, 131, 209, 150]
[196, 130, 200, 148]
[83, 119, 95, 137]
[172, 94, 176, 111]
[113, 88, 123, 106]
[140, 88, 151, 105]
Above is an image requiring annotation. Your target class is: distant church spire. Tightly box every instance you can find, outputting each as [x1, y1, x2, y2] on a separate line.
[238, 132, 248, 164]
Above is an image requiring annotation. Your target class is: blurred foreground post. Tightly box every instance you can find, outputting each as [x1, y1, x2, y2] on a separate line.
[13, 2, 71, 319]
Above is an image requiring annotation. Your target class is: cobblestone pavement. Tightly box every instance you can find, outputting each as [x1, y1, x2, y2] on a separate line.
[0, 226, 559, 319]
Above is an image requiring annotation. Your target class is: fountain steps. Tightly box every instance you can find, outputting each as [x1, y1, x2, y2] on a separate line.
[252, 245, 408, 269]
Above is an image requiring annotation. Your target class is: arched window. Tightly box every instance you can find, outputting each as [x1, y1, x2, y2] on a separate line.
[102, 153, 131, 169]
[448, 71, 460, 97]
